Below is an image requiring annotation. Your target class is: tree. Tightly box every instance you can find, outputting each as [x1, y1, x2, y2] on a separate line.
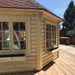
[62, 0, 74, 31]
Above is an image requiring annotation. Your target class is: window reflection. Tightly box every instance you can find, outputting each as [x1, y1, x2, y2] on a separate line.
[3, 41, 9, 47]
[13, 22, 26, 50]
[3, 31, 9, 40]
[13, 32, 19, 40]
[2, 22, 9, 30]
[14, 41, 19, 50]
[20, 22, 25, 30]
[0, 22, 10, 50]
[46, 24, 56, 50]
[13, 22, 19, 31]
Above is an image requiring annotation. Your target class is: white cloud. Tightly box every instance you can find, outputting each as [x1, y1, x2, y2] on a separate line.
[54, 8, 66, 14]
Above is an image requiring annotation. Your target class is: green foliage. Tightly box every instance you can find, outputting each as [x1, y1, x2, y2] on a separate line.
[62, 0, 75, 31]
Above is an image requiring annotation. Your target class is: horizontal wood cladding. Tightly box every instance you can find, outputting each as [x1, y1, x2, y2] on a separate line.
[41, 17, 59, 68]
[0, 8, 60, 73]
[25, 14, 38, 69]
[0, 67, 35, 74]
[43, 56, 53, 67]
[0, 10, 38, 73]
[0, 8, 38, 16]
[42, 51, 58, 67]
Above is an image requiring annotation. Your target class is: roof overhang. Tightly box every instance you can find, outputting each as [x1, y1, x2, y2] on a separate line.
[41, 9, 63, 22]
[0, 7, 63, 22]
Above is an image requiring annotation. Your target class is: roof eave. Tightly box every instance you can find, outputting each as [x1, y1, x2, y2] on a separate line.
[0, 7, 63, 21]
[41, 8, 63, 22]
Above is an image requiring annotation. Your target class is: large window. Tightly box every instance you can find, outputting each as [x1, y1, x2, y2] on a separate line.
[46, 24, 56, 51]
[0, 21, 26, 56]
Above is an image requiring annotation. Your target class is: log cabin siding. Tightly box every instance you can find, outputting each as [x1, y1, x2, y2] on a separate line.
[0, 8, 61, 73]
[41, 18, 59, 67]
[0, 8, 38, 73]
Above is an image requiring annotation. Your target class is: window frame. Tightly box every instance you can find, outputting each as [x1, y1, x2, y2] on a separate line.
[12, 22, 26, 51]
[45, 23, 57, 51]
[0, 21, 11, 55]
[0, 19, 28, 55]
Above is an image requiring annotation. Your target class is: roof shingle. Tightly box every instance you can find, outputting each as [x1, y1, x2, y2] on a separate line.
[0, 0, 44, 9]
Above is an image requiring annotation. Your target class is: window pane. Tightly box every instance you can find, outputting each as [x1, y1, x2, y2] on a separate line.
[13, 22, 19, 31]
[3, 31, 9, 40]
[13, 32, 19, 40]
[2, 22, 9, 30]
[0, 32, 2, 40]
[20, 31, 26, 40]
[14, 41, 20, 50]
[20, 22, 25, 30]
[0, 42, 2, 50]
[0, 22, 10, 51]
[49, 25, 51, 31]
[13, 22, 26, 50]
[0, 22, 1, 30]
[46, 40, 49, 47]
[46, 32, 48, 39]
[48, 32, 51, 39]
[46, 24, 48, 31]
[46, 24, 57, 50]
[2, 41, 10, 50]
[20, 41, 26, 49]
[3, 41, 9, 47]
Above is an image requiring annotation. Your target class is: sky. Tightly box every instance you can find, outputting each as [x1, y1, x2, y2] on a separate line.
[35, 0, 75, 19]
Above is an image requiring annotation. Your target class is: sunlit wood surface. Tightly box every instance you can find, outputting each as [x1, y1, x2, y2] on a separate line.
[1, 49, 75, 75]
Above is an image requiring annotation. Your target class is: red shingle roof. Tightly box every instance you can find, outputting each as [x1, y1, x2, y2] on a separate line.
[0, 0, 63, 20]
[0, 0, 45, 9]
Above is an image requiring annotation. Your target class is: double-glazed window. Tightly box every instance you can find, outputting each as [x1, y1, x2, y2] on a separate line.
[0, 21, 26, 53]
[46, 24, 56, 51]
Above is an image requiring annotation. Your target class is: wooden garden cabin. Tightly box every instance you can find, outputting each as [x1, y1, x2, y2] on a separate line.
[0, 0, 63, 73]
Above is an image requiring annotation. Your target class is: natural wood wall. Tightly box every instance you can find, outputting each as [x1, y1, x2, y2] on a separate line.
[41, 17, 59, 67]
[0, 8, 38, 73]
[0, 8, 60, 73]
